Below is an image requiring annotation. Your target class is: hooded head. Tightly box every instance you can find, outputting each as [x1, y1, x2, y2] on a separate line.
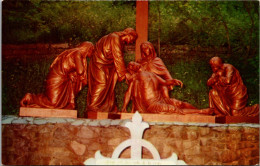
[78, 41, 94, 58]
[140, 41, 156, 61]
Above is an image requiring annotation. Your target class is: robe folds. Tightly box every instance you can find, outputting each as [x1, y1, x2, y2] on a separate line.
[20, 48, 88, 109]
[138, 41, 174, 99]
[125, 70, 196, 114]
[209, 64, 259, 116]
[87, 33, 127, 112]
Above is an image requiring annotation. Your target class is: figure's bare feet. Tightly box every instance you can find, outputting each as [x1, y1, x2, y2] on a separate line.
[20, 93, 33, 107]
[200, 108, 214, 115]
[175, 108, 184, 115]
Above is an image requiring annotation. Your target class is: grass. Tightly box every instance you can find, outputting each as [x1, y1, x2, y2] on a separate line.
[167, 58, 211, 109]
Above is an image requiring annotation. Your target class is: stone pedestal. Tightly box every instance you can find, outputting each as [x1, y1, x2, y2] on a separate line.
[19, 107, 77, 118]
[87, 112, 120, 119]
[120, 113, 216, 123]
[215, 116, 259, 124]
[87, 112, 215, 123]
[86, 112, 259, 124]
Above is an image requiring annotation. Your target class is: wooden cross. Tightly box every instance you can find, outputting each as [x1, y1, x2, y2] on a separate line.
[135, 1, 148, 61]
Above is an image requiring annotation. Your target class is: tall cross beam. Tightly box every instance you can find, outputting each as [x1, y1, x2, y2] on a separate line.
[135, 1, 148, 61]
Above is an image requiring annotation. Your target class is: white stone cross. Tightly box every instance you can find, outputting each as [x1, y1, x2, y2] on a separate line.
[84, 111, 187, 165]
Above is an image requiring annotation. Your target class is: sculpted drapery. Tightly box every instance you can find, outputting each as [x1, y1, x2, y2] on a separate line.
[86, 28, 138, 114]
[207, 57, 259, 116]
[137, 41, 175, 98]
[122, 62, 212, 115]
[20, 42, 94, 109]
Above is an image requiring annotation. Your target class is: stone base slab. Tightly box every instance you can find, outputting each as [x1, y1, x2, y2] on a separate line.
[19, 107, 77, 118]
[87, 112, 120, 119]
[87, 112, 259, 124]
[87, 112, 215, 123]
[120, 113, 216, 123]
[215, 116, 259, 124]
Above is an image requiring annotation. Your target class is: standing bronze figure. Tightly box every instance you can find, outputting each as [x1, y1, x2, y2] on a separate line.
[86, 28, 138, 115]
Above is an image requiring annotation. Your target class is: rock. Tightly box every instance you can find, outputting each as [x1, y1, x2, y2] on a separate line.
[155, 122, 164, 125]
[71, 120, 84, 126]
[24, 117, 34, 123]
[186, 130, 198, 140]
[65, 118, 76, 123]
[12, 118, 28, 124]
[87, 142, 101, 151]
[183, 140, 198, 150]
[2, 115, 17, 120]
[199, 127, 210, 136]
[111, 119, 121, 126]
[100, 119, 111, 127]
[119, 119, 131, 127]
[88, 120, 100, 127]
[220, 149, 237, 163]
[108, 138, 122, 146]
[70, 141, 86, 155]
[53, 127, 70, 140]
[77, 126, 96, 139]
[46, 118, 66, 124]
[34, 119, 47, 125]
[2, 117, 15, 124]
[83, 119, 92, 126]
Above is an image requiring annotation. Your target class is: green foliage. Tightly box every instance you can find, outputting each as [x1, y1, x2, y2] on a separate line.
[2, 0, 136, 44]
[148, 1, 259, 49]
[161, 54, 212, 109]
[75, 86, 88, 118]
[3, 1, 259, 52]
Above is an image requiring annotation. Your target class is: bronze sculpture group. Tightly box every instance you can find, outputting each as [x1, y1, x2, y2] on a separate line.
[20, 28, 259, 117]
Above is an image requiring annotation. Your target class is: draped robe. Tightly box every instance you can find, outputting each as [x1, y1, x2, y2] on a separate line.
[87, 33, 127, 112]
[123, 70, 202, 114]
[208, 64, 259, 116]
[138, 42, 173, 98]
[20, 48, 88, 109]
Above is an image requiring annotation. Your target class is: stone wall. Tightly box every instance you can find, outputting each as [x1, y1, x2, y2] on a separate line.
[2, 115, 259, 165]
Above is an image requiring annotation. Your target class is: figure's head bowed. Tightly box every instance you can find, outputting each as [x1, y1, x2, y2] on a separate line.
[78, 41, 94, 58]
[209, 56, 223, 72]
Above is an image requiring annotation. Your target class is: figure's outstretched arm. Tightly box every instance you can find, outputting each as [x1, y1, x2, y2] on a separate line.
[156, 74, 183, 88]
[121, 82, 133, 112]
